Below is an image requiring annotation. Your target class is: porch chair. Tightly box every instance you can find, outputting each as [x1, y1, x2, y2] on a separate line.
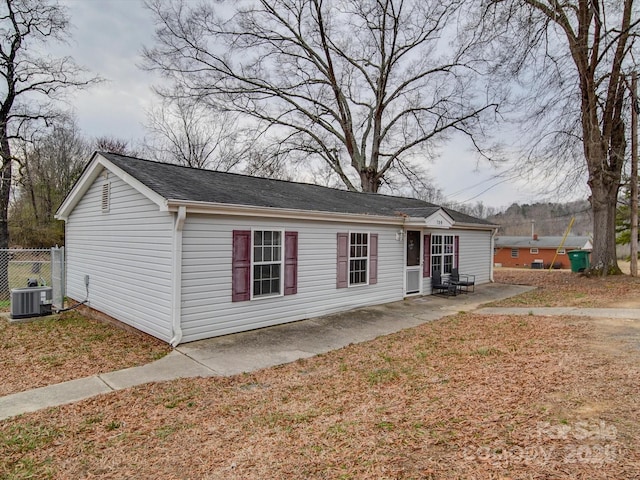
[450, 268, 475, 293]
[432, 269, 457, 296]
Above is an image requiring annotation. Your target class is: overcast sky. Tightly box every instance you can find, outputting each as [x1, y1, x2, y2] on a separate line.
[51, 0, 586, 211]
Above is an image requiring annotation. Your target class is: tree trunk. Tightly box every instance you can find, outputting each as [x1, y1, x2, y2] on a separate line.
[589, 174, 622, 275]
[359, 168, 380, 193]
[0, 131, 11, 299]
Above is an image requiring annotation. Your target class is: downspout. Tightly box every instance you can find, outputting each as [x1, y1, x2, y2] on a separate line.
[490, 227, 498, 282]
[170, 205, 186, 347]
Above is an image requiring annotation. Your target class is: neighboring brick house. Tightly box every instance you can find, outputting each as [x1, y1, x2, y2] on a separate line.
[494, 235, 592, 269]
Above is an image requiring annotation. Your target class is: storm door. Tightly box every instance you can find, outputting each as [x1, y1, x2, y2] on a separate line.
[405, 230, 421, 295]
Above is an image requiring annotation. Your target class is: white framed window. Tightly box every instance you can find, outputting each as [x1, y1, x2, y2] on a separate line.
[431, 234, 455, 275]
[557, 248, 566, 254]
[511, 248, 519, 258]
[252, 230, 283, 298]
[530, 247, 539, 254]
[101, 181, 110, 213]
[349, 232, 369, 285]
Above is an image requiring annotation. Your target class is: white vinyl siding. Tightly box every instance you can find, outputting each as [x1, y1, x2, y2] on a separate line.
[423, 229, 492, 294]
[63, 168, 495, 345]
[180, 216, 403, 343]
[65, 174, 174, 341]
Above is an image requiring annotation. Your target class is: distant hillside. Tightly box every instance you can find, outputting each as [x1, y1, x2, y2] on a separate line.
[486, 200, 593, 236]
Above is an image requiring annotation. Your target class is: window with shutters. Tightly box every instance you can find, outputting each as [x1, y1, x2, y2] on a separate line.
[337, 232, 377, 288]
[101, 182, 110, 213]
[430, 234, 455, 275]
[349, 232, 369, 285]
[252, 230, 283, 298]
[232, 230, 297, 302]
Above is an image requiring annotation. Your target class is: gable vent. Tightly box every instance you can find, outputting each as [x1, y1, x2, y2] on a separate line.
[101, 181, 110, 212]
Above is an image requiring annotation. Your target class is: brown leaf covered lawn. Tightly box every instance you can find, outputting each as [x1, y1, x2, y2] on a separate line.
[1, 269, 640, 479]
[0, 312, 170, 396]
[492, 268, 640, 308]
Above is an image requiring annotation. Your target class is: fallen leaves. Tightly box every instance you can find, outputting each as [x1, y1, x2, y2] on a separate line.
[2, 310, 640, 479]
[2, 270, 640, 478]
[493, 268, 640, 308]
[0, 311, 170, 396]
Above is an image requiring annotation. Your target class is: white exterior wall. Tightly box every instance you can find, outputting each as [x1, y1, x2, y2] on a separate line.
[180, 215, 405, 342]
[456, 229, 493, 282]
[63, 173, 494, 344]
[65, 174, 174, 341]
[422, 228, 493, 292]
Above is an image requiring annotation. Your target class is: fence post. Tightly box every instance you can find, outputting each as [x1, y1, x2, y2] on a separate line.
[51, 246, 65, 310]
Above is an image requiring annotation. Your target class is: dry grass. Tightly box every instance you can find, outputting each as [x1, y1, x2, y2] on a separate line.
[2, 271, 640, 479]
[492, 268, 640, 308]
[0, 311, 170, 396]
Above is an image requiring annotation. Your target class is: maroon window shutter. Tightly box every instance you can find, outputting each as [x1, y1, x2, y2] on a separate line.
[336, 232, 348, 288]
[423, 234, 431, 277]
[454, 235, 460, 268]
[284, 231, 298, 295]
[232, 230, 251, 302]
[369, 233, 378, 284]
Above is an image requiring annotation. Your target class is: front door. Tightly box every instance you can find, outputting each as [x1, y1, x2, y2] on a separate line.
[405, 230, 421, 295]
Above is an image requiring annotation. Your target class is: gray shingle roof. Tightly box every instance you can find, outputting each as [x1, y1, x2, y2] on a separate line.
[496, 236, 591, 249]
[100, 152, 493, 226]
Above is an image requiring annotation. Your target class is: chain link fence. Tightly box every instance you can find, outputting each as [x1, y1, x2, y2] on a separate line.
[0, 248, 59, 303]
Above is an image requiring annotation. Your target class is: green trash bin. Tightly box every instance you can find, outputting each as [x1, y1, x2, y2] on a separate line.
[567, 250, 590, 272]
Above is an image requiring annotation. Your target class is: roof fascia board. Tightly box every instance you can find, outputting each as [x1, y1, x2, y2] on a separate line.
[56, 152, 103, 220]
[97, 155, 168, 211]
[453, 222, 500, 231]
[166, 199, 405, 225]
[166, 200, 495, 230]
[55, 153, 168, 220]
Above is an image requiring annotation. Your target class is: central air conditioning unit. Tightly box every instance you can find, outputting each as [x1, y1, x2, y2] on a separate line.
[10, 286, 53, 319]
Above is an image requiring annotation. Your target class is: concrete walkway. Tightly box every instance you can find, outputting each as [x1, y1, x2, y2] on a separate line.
[6, 282, 636, 421]
[476, 306, 640, 320]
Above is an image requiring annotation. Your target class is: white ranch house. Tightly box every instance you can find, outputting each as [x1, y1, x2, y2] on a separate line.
[56, 152, 498, 345]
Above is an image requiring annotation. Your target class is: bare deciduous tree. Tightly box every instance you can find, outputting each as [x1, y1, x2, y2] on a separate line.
[477, 0, 638, 274]
[144, 97, 244, 171]
[11, 114, 89, 247]
[94, 136, 136, 156]
[143, 0, 496, 192]
[0, 0, 98, 244]
[0, 0, 98, 295]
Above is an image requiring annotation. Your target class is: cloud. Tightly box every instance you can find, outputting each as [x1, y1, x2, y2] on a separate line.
[51, 0, 158, 141]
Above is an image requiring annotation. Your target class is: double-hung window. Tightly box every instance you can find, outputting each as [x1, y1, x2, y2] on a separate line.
[252, 230, 283, 298]
[337, 232, 378, 288]
[430, 234, 455, 275]
[232, 229, 297, 302]
[349, 232, 369, 285]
